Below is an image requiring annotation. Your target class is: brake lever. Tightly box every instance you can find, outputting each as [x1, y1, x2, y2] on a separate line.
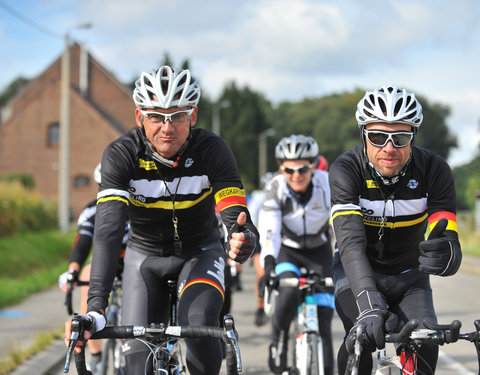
[223, 313, 242, 373]
[64, 318, 81, 373]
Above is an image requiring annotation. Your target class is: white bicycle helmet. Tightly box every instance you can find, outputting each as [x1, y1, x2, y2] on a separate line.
[275, 135, 319, 161]
[93, 163, 101, 185]
[132, 66, 201, 109]
[356, 85, 423, 128]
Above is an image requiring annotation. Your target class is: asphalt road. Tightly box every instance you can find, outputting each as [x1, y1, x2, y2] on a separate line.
[2, 256, 480, 375]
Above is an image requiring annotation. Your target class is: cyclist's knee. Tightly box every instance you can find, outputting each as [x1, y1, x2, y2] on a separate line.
[178, 283, 223, 326]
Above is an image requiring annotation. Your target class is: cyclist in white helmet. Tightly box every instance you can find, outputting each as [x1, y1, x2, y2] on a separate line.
[64, 66, 258, 375]
[259, 134, 334, 374]
[329, 86, 462, 374]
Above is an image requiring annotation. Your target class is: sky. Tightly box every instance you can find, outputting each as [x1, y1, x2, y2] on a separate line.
[0, 0, 479, 167]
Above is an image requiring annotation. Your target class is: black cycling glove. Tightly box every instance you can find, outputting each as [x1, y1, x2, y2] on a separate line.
[418, 218, 462, 276]
[227, 221, 257, 264]
[350, 290, 397, 351]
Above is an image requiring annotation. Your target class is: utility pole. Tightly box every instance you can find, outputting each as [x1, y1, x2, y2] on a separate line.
[212, 100, 230, 136]
[258, 128, 275, 188]
[58, 23, 92, 233]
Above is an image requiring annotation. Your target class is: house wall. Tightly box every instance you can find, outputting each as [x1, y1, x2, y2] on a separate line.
[0, 43, 136, 220]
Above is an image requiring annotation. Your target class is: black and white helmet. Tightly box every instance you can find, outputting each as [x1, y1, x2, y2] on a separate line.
[132, 66, 201, 109]
[275, 135, 319, 161]
[356, 85, 423, 128]
[93, 163, 101, 185]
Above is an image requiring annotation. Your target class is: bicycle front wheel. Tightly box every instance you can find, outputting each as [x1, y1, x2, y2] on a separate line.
[100, 338, 126, 375]
[306, 333, 322, 375]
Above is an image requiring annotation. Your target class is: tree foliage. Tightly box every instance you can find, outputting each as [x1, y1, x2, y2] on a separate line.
[0, 76, 30, 107]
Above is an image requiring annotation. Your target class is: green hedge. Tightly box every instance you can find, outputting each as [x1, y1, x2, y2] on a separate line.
[0, 182, 57, 237]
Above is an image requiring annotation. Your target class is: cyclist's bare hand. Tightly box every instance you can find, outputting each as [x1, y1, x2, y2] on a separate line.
[228, 212, 256, 264]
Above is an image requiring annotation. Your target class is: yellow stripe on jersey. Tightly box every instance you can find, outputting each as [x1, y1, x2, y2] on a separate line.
[363, 213, 428, 229]
[97, 196, 130, 205]
[129, 188, 212, 209]
[331, 210, 363, 221]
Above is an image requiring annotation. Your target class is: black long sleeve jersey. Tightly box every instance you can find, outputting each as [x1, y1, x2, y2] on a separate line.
[329, 145, 459, 297]
[88, 126, 258, 313]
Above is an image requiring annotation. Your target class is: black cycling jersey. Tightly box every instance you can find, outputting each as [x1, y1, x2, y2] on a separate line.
[329, 144, 459, 297]
[88, 126, 258, 313]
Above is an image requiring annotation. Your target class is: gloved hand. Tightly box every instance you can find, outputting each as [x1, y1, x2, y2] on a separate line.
[75, 311, 107, 336]
[418, 218, 462, 276]
[58, 269, 79, 291]
[350, 290, 397, 351]
[258, 255, 276, 298]
[227, 212, 257, 264]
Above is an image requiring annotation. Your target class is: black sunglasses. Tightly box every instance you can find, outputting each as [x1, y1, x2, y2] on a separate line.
[280, 163, 314, 174]
[364, 130, 414, 148]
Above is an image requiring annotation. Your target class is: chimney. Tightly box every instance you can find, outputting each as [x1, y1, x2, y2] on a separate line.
[79, 43, 89, 96]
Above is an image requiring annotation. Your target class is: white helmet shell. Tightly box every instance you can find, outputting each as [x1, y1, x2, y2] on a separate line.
[356, 85, 423, 128]
[275, 135, 319, 161]
[93, 163, 101, 185]
[133, 66, 201, 109]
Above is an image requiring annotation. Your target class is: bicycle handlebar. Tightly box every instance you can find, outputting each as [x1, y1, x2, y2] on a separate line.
[64, 279, 89, 315]
[65, 313, 242, 375]
[277, 276, 334, 288]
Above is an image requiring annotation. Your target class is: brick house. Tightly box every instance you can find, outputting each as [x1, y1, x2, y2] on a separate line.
[0, 42, 136, 219]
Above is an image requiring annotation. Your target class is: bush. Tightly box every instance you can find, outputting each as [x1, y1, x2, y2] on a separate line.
[0, 182, 57, 237]
[0, 173, 34, 189]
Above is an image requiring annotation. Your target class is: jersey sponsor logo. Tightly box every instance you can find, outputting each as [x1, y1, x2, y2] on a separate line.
[215, 187, 248, 211]
[184, 158, 194, 168]
[407, 179, 419, 189]
[131, 194, 146, 203]
[366, 180, 379, 189]
[207, 256, 226, 290]
[361, 208, 374, 215]
[139, 158, 157, 170]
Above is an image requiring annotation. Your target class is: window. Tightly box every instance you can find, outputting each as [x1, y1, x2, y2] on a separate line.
[47, 122, 59, 146]
[74, 175, 90, 187]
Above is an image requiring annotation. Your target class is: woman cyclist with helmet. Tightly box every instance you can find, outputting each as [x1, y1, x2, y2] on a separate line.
[258, 135, 334, 375]
[329, 86, 462, 374]
[64, 66, 259, 375]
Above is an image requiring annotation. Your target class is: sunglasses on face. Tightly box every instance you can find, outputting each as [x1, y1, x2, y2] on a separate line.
[280, 163, 314, 174]
[140, 108, 194, 125]
[364, 129, 414, 148]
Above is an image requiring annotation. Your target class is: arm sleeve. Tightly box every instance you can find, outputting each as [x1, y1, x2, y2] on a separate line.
[87, 144, 131, 313]
[258, 179, 283, 266]
[425, 154, 462, 275]
[329, 156, 377, 297]
[207, 136, 259, 247]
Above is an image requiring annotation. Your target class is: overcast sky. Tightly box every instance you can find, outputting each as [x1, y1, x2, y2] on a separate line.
[1, 0, 479, 167]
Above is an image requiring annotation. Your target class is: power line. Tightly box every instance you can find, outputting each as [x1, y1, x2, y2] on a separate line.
[0, 0, 62, 39]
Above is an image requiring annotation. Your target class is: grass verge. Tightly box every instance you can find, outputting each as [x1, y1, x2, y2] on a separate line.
[0, 327, 63, 375]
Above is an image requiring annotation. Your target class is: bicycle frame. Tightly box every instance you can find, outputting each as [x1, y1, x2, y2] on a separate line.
[100, 277, 125, 375]
[265, 271, 333, 375]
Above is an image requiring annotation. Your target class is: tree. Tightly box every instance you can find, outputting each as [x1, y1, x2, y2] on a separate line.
[213, 82, 274, 190]
[0, 76, 30, 107]
[271, 89, 457, 166]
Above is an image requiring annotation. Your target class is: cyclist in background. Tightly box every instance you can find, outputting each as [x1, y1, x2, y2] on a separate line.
[259, 135, 334, 375]
[64, 65, 258, 375]
[329, 85, 462, 374]
[58, 163, 128, 374]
